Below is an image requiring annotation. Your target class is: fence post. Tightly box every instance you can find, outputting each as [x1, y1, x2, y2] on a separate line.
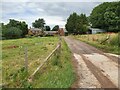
[24, 46, 28, 72]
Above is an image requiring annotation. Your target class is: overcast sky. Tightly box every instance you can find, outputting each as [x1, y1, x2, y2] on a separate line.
[1, 0, 118, 29]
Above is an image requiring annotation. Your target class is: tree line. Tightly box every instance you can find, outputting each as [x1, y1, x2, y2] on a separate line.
[1, 1, 119, 39]
[1, 19, 59, 39]
[66, 1, 120, 34]
[1, 19, 28, 39]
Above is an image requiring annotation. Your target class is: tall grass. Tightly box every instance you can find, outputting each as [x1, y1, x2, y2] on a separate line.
[73, 33, 120, 55]
[31, 39, 75, 88]
[109, 33, 120, 46]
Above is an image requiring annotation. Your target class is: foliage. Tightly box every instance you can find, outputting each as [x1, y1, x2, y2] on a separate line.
[45, 25, 51, 31]
[65, 12, 88, 34]
[1, 19, 28, 39]
[6, 19, 28, 37]
[32, 18, 45, 28]
[3, 27, 22, 39]
[52, 25, 59, 31]
[90, 1, 120, 32]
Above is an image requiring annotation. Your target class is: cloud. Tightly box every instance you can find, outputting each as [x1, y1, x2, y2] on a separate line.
[1, 1, 117, 28]
[2, 0, 119, 2]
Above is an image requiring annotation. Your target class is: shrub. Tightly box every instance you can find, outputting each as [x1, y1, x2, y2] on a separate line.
[4, 27, 22, 39]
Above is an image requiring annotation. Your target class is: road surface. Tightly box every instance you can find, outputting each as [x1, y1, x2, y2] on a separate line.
[64, 36, 119, 89]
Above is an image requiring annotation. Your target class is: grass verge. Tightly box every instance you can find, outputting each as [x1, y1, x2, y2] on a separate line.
[72, 33, 120, 55]
[31, 38, 75, 88]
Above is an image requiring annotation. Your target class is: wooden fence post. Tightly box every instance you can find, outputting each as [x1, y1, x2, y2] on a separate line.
[24, 46, 28, 72]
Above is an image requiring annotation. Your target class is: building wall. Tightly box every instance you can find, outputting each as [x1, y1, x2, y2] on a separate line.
[58, 28, 65, 36]
[92, 30, 105, 34]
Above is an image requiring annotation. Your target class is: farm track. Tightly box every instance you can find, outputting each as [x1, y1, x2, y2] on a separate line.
[63, 36, 119, 89]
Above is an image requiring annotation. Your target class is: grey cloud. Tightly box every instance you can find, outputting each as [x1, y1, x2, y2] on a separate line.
[2, 2, 102, 27]
[29, 2, 102, 19]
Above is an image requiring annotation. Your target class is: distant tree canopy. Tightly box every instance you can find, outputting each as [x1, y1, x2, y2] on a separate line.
[52, 25, 59, 31]
[65, 12, 88, 34]
[45, 26, 51, 31]
[90, 1, 120, 32]
[32, 18, 45, 28]
[2, 19, 28, 39]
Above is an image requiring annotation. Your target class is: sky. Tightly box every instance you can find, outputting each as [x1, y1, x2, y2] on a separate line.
[1, 0, 119, 29]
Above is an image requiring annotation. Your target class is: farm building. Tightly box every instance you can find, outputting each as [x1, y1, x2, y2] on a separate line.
[88, 28, 106, 34]
[28, 28, 68, 36]
[28, 28, 43, 36]
[58, 28, 68, 36]
[44, 31, 58, 36]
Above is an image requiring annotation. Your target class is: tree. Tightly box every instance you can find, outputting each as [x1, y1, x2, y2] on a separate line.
[65, 12, 88, 34]
[90, 1, 120, 32]
[65, 12, 78, 33]
[6, 19, 28, 37]
[1, 19, 28, 39]
[45, 26, 51, 31]
[32, 18, 45, 29]
[52, 25, 59, 31]
[4, 27, 22, 39]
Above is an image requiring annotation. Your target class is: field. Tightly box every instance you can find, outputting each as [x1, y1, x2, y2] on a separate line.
[72, 33, 120, 55]
[2, 37, 75, 88]
[31, 39, 75, 88]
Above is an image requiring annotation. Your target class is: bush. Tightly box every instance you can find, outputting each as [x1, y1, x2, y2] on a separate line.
[4, 27, 22, 39]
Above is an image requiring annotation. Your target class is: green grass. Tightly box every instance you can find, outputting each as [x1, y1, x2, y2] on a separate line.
[2, 37, 59, 87]
[31, 39, 75, 88]
[72, 33, 120, 55]
[2, 37, 75, 88]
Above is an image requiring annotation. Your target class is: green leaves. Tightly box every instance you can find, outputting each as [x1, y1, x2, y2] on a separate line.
[2, 19, 28, 39]
[45, 25, 51, 31]
[4, 27, 22, 39]
[90, 1, 120, 32]
[52, 25, 59, 31]
[32, 18, 45, 28]
[65, 12, 88, 34]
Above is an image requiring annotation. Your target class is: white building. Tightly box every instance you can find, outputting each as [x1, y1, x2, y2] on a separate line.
[88, 28, 106, 34]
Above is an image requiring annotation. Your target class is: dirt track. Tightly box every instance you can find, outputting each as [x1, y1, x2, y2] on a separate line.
[63, 36, 119, 89]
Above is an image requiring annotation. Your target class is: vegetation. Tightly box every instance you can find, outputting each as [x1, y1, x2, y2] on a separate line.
[32, 18, 45, 29]
[32, 39, 75, 88]
[73, 33, 120, 54]
[45, 26, 51, 31]
[2, 37, 75, 88]
[52, 25, 59, 31]
[90, 1, 120, 32]
[65, 12, 88, 34]
[2, 37, 58, 87]
[3, 27, 22, 39]
[1, 19, 28, 39]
